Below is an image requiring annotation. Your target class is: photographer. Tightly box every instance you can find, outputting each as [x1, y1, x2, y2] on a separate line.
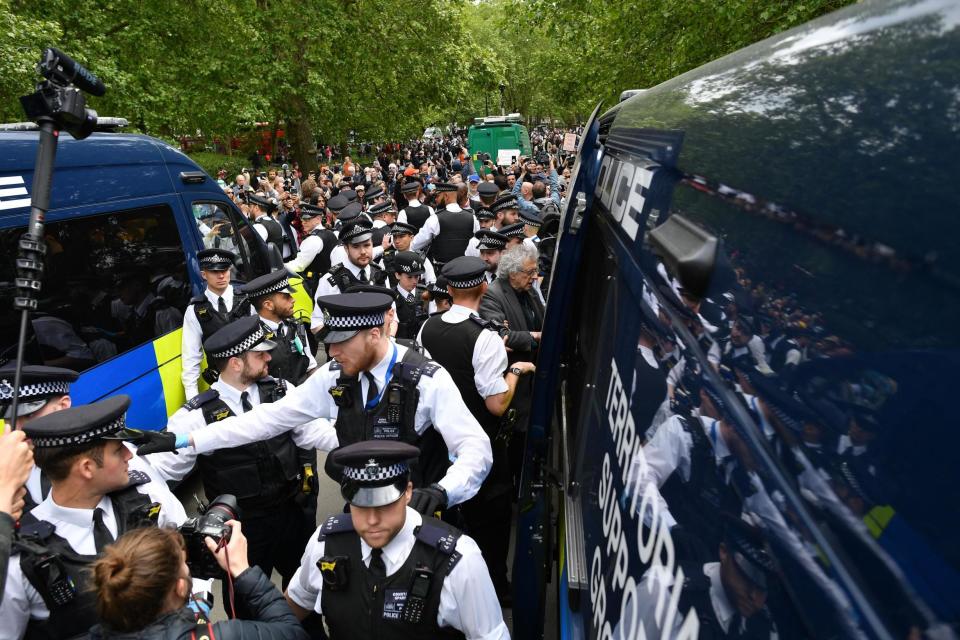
[89, 522, 307, 640]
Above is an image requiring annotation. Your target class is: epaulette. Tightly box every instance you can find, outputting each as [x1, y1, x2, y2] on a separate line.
[328, 360, 343, 371]
[184, 389, 220, 411]
[414, 520, 463, 573]
[189, 294, 207, 305]
[317, 513, 355, 540]
[419, 361, 440, 378]
[126, 469, 151, 487]
[468, 315, 501, 333]
[15, 512, 54, 545]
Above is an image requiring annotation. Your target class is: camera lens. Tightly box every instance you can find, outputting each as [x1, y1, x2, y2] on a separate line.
[205, 495, 239, 526]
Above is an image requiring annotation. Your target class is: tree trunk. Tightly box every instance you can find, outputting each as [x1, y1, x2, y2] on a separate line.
[285, 95, 315, 171]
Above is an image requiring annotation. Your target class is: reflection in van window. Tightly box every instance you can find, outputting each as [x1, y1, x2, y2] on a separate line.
[0, 205, 189, 372]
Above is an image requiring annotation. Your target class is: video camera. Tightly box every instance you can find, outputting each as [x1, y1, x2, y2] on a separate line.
[179, 494, 239, 580]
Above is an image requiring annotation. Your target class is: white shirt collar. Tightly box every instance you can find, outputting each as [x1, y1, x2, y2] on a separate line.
[443, 304, 477, 323]
[638, 345, 659, 369]
[444, 203, 462, 212]
[213, 378, 259, 413]
[259, 316, 280, 330]
[396, 283, 416, 300]
[359, 506, 421, 573]
[37, 493, 113, 530]
[705, 562, 736, 633]
[205, 287, 233, 307]
[365, 342, 402, 392]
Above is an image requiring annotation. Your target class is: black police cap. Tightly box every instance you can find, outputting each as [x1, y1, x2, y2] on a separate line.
[368, 201, 393, 217]
[519, 206, 542, 227]
[474, 229, 507, 250]
[316, 292, 394, 344]
[428, 277, 452, 300]
[364, 185, 384, 202]
[478, 182, 499, 197]
[394, 251, 425, 275]
[337, 202, 364, 223]
[401, 180, 422, 193]
[498, 222, 525, 238]
[390, 221, 418, 236]
[339, 218, 374, 245]
[300, 203, 324, 220]
[331, 440, 420, 508]
[24, 395, 141, 449]
[327, 194, 348, 212]
[491, 195, 518, 213]
[341, 189, 359, 203]
[203, 315, 276, 359]
[433, 182, 457, 193]
[0, 365, 78, 419]
[197, 248, 236, 272]
[239, 269, 296, 299]
[442, 256, 488, 289]
[247, 193, 276, 212]
[475, 208, 496, 221]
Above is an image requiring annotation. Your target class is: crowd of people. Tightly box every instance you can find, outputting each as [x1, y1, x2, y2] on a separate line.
[0, 129, 579, 640]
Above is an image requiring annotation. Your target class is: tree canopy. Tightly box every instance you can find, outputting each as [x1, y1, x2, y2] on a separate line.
[1, 0, 853, 166]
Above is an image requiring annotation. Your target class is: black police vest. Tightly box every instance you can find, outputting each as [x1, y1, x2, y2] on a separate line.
[254, 215, 284, 248]
[677, 569, 775, 640]
[382, 250, 399, 286]
[304, 227, 338, 294]
[403, 203, 431, 230]
[326, 263, 386, 293]
[371, 223, 389, 247]
[187, 380, 300, 513]
[317, 514, 465, 640]
[190, 288, 251, 340]
[767, 334, 798, 373]
[419, 315, 512, 501]
[263, 319, 311, 384]
[329, 349, 449, 488]
[15, 474, 160, 640]
[394, 290, 428, 340]
[429, 209, 474, 266]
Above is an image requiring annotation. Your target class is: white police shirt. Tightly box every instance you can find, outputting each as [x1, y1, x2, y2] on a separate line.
[181, 286, 254, 399]
[309, 261, 398, 332]
[186, 342, 492, 507]
[260, 316, 318, 373]
[410, 204, 480, 253]
[416, 304, 509, 399]
[148, 377, 337, 483]
[0, 474, 189, 640]
[284, 232, 325, 274]
[286, 507, 509, 640]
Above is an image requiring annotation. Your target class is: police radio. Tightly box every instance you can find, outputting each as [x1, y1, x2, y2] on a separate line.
[386, 381, 404, 423]
[401, 564, 434, 624]
[34, 553, 78, 606]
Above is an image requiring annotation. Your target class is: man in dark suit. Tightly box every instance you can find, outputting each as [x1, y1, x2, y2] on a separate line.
[479, 243, 544, 488]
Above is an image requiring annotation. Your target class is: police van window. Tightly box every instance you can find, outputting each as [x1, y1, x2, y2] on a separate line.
[636, 176, 960, 636]
[0, 204, 190, 373]
[191, 201, 263, 282]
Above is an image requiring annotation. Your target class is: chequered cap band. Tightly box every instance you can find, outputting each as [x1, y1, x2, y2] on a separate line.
[502, 229, 525, 238]
[492, 201, 517, 213]
[32, 414, 127, 448]
[208, 324, 267, 359]
[448, 275, 486, 289]
[200, 254, 232, 268]
[343, 460, 408, 482]
[477, 238, 505, 249]
[399, 262, 422, 273]
[324, 311, 387, 329]
[0, 379, 70, 402]
[248, 277, 291, 298]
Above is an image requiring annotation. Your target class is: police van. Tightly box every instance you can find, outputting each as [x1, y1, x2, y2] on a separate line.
[517, 0, 960, 638]
[0, 126, 312, 429]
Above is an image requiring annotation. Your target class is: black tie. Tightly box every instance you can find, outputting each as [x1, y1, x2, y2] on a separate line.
[369, 548, 386, 579]
[358, 268, 367, 283]
[241, 391, 253, 413]
[217, 296, 228, 315]
[93, 507, 114, 553]
[363, 372, 378, 406]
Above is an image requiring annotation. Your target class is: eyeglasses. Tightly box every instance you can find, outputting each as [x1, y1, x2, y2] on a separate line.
[520, 267, 538, 276]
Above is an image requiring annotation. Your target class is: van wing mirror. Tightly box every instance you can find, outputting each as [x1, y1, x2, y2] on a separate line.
[647, 214, 717, 299]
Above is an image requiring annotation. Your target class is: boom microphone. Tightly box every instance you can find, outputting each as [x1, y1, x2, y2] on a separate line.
[40, 47, 106, 96]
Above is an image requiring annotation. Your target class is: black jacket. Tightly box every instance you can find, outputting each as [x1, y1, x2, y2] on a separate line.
[88, 566, 308, 640]
[0, 511, 13, 605]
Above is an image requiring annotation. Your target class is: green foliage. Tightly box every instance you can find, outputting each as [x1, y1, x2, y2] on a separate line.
[186, 151, 246, 179]
[0, 0, 854, 164]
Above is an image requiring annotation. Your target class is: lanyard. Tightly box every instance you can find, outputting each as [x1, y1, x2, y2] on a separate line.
[365, 344, 398, 410]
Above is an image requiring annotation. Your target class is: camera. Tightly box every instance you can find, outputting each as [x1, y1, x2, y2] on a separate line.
[178, 494, 239, 579]
[536, 151, 550, 165]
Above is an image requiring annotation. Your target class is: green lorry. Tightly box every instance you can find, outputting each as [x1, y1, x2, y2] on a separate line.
[467, 113, 532, 167]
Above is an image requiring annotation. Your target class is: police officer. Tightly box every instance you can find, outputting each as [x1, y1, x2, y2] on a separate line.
[284, 441, 509, 639]
[284, 203, 336, 296]
[471, 229, 508, 283]
[0, 364, 169, 512]
[241, 270, 317, 384]
[0, 396, 191, 640]
[411, 182, 478, 271]
[382, 222, 437, 288]
[397, 179, 433, 230]
[490, 194, 521, 231]
[392, 251, 430, 341]
[426, 277, 453, 314]
[139, 292, 492, 516]
[181, 248, 252, 399]
[147, 317, 333, 597]
[368, 200, 395, 247]
[498, 222, 526, 248]
[417, 257, 535, 601]
[247, 193, 286, 255]
[310, 219, 387, 334]
[474, 181, 500, 214]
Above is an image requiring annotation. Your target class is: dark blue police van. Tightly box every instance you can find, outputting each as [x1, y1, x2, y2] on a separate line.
[516, 0, 960, 637]
[0, 127, 302, 429]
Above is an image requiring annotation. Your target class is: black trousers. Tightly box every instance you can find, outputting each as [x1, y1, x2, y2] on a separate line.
[222, 498, 312, 616]
[459, 491, 512, 598]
